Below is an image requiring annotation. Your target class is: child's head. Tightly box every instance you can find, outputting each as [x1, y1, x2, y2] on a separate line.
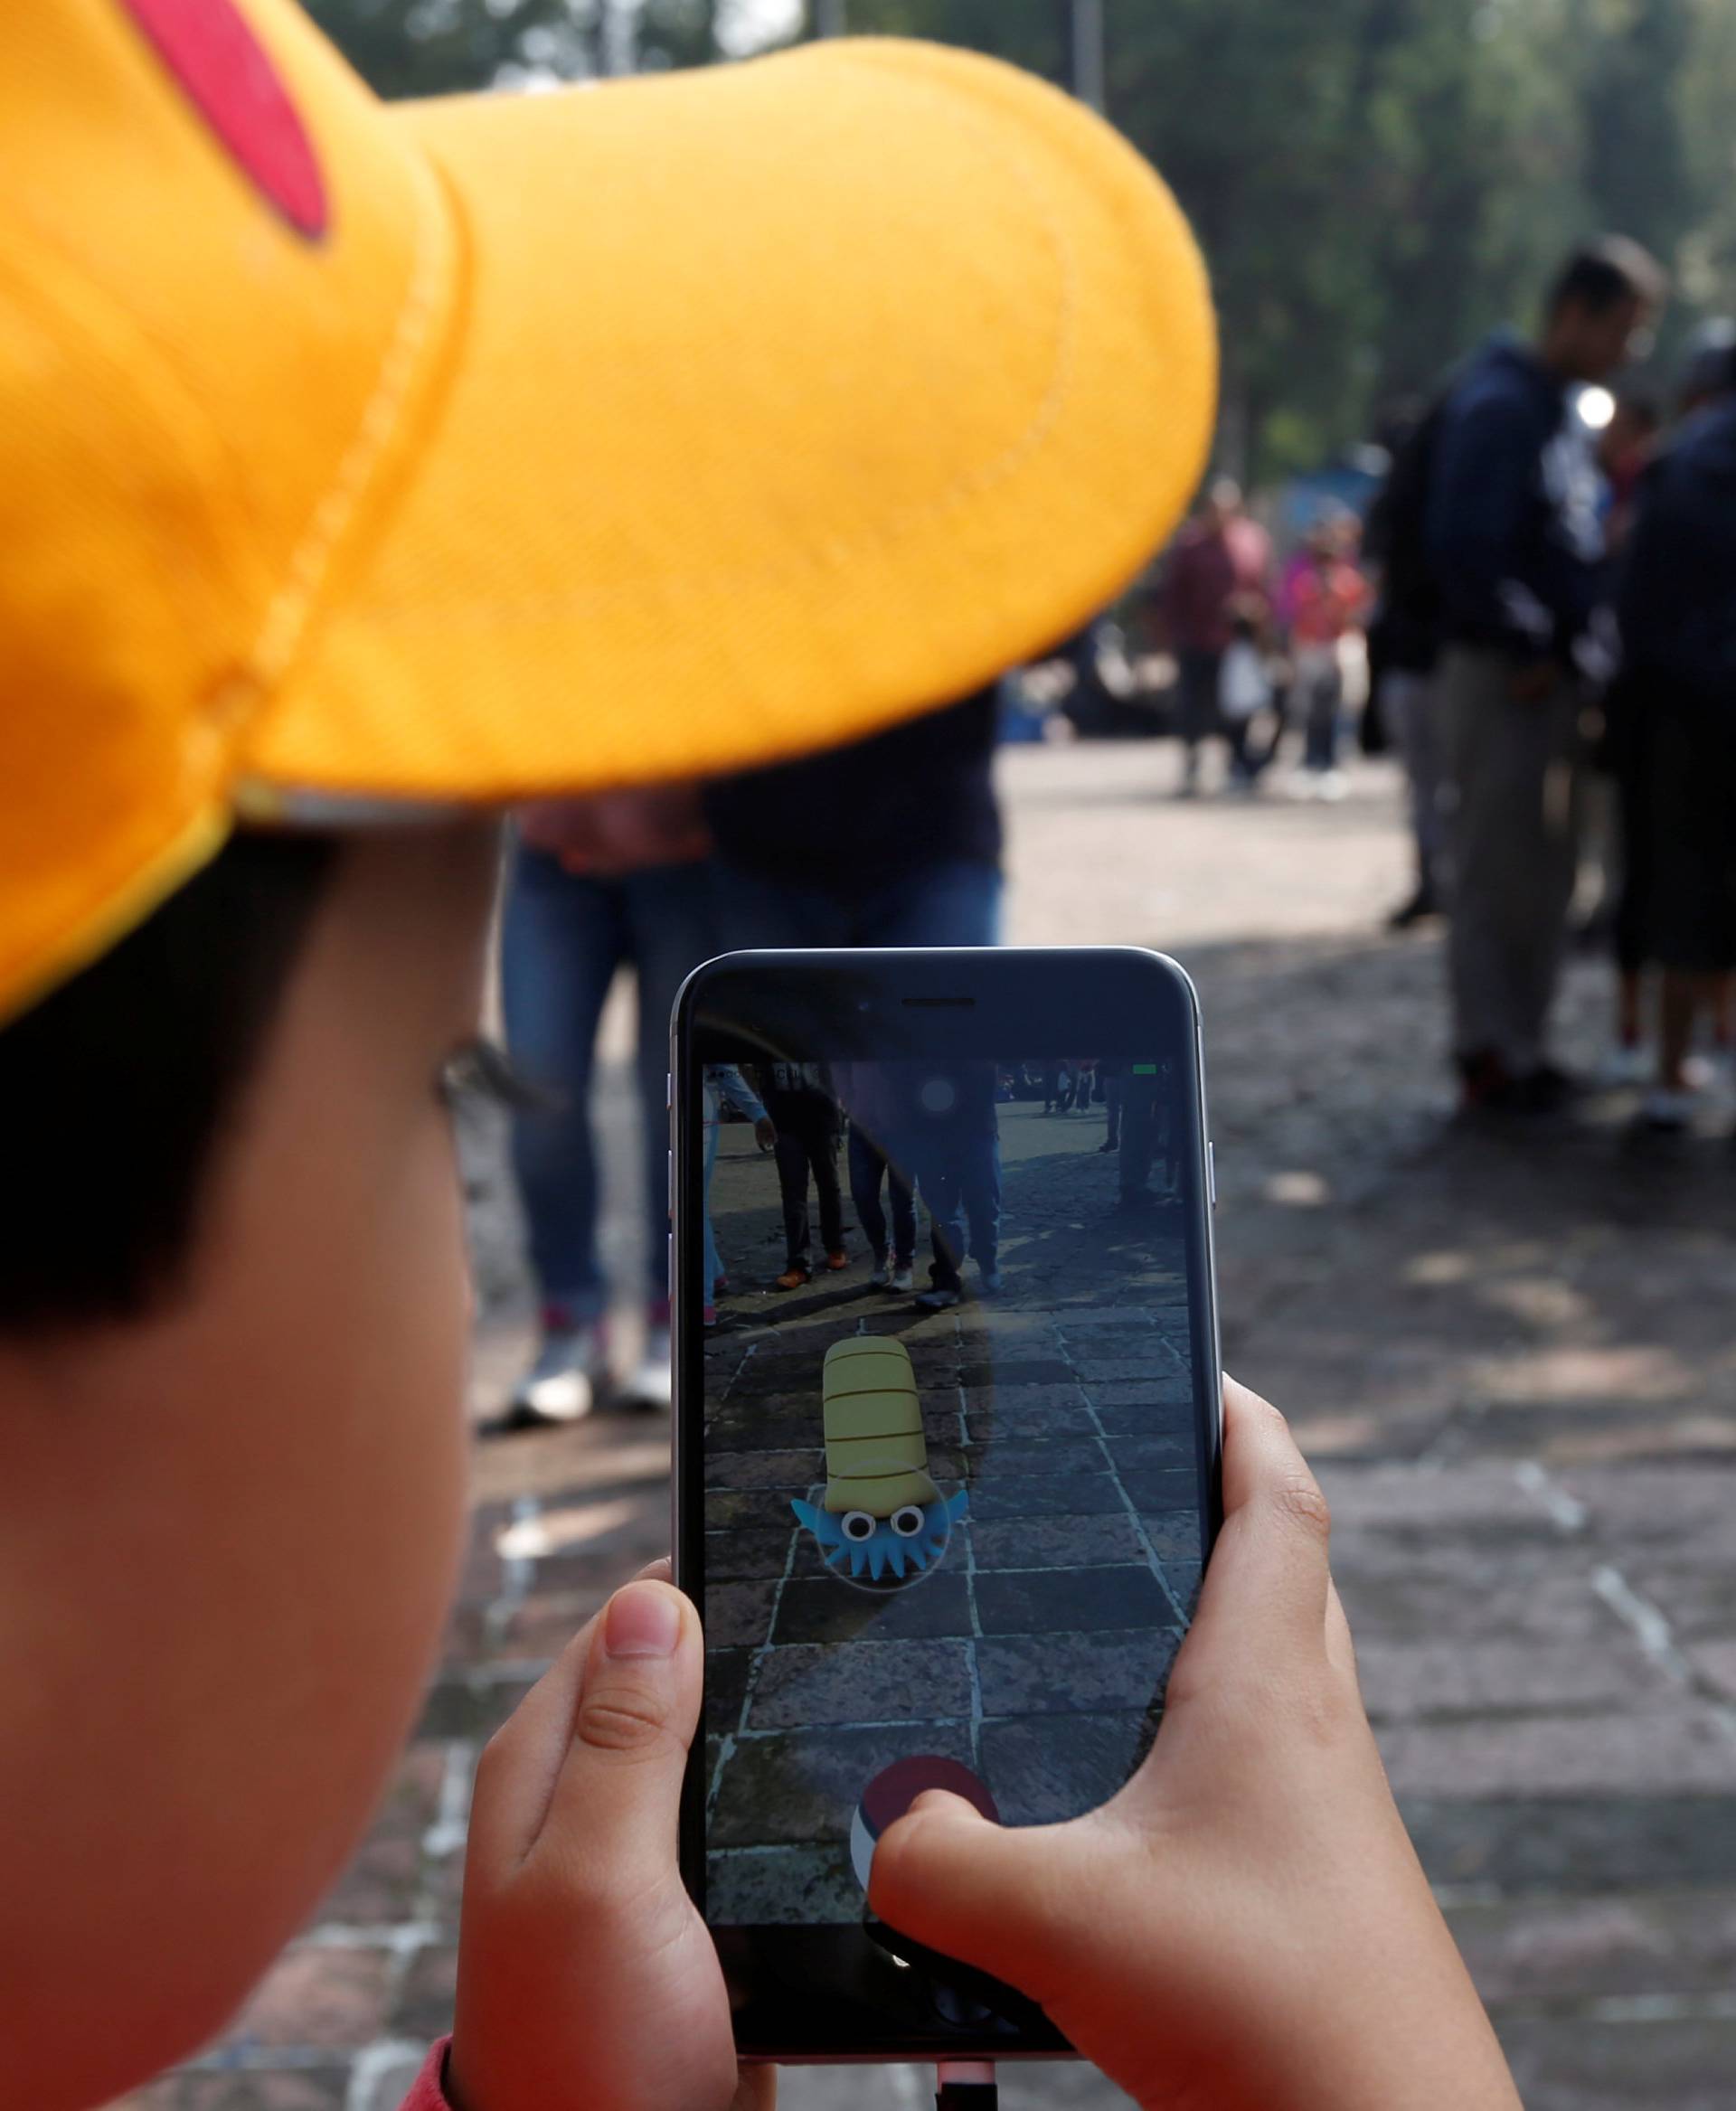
[0, 822, 501, 2102]
[0, 5, 1214, 2099]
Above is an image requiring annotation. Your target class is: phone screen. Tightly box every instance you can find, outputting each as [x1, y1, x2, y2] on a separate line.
[675, 949, 1220, 2058]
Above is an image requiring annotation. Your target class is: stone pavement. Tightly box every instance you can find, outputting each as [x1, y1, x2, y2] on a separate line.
[125, 740, 1736, 2110]
[699, 1105, 1203, 1925]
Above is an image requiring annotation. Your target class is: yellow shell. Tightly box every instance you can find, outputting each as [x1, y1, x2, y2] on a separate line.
[819, 1337, 939, 1516]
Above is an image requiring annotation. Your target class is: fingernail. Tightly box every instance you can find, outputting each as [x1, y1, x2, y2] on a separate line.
[603, 1582, 682, 1660]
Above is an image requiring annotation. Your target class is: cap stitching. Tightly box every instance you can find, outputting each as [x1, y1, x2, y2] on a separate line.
[350, 61, 1082, 627]
[241, 145, 455, 688]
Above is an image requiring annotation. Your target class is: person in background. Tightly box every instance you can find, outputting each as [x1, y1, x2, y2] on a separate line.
[497, 796, 718, 1426]
[837, 1061, 918, 1294]
[1596, 389, 1661, 553]
[1365, 398, 1449, 927]
[701, 1066, 775, 1325]
[703, 686, 1004, 953]
[1589, 390, 1665, 1079]
[1615, 336, 1736, 1130]
[760, 1061, 847, 1289]
[1282, 509, 1371, 801]
[906, 1060, 1005, 1311]
[1428, 235, 1665, 1114]
[1160, 477, 1273, 796]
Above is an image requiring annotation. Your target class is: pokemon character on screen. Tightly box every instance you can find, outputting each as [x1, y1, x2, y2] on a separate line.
[792, 1339, 968, 1585]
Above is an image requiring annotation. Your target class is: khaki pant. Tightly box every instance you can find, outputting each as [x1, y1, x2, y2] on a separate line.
[1441, 646, 1582, 1073]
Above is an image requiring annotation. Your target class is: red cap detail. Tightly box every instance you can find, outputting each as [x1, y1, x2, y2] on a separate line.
[118, 0, 328, 238]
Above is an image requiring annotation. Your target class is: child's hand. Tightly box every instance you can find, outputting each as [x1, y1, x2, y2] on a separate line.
[448, 1569, 768, 2111]
[871, 1381, 1522, 2111]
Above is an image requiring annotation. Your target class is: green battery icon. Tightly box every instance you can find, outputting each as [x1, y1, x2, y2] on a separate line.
[1131, 1062, 1158, 1076]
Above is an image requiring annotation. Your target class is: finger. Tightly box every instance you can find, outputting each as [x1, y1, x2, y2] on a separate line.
[870, 1791, 1067, 1999]
[537, 1579, 703, 1886]
[1324, 1576, 1360, 1687]
[464, 1562, 680, 1872]
[465, 1609, 604, 1874]
[1166, 1377, 1333, 1700]
[731, 2068, 778, 2111]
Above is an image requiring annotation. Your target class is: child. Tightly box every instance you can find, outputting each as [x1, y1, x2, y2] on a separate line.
[0, 5, 1516, 2107]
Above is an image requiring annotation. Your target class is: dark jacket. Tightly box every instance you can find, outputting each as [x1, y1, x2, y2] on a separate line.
[1616, 398, 1736, 708]
[1364, 397, 1448, 676]
[702, 689, 1000, 891]
[1426, 334, 1605, 661]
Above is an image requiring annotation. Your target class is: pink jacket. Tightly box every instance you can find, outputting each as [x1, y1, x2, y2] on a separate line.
[399, 2039, 455, 2109]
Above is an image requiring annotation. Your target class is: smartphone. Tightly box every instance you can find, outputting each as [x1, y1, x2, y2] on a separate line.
[671, 947, 1222, 2063]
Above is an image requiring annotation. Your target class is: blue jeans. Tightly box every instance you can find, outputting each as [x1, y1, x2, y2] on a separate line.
[502, 848, 721, 1320]
[712, 857, 1002, 950]
[910, 1132, 1002, 1291]
[849, 1126, 916, 1268]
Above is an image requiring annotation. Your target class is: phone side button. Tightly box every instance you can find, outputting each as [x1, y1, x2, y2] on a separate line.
[1207, 1139, 1218, 1211]
[667, 1230, 674, 1298]
[667, 1148, 675, 1218]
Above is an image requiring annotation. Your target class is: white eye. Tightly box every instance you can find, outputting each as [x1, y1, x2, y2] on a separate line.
[841, 1511, 877, 1542]
[890, 1505, 926, 1538]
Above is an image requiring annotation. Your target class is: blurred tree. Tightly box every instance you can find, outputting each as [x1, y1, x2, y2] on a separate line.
[309, 0, 1736, 473]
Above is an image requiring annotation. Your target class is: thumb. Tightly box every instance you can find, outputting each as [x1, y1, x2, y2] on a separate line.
[536, 1579, 702, 1882]
[869, 1790, 1075, 2003]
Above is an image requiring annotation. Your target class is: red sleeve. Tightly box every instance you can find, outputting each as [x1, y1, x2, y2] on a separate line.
[397, 2040, 456, 2111]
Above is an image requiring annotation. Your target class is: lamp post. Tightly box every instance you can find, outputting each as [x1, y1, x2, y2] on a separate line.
[1063, 0, 1106, 112]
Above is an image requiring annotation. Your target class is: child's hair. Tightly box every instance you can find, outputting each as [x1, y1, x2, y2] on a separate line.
[0, 834, 335, 1336]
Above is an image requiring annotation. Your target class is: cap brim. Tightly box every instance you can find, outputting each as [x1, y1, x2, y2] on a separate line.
[237, 39, 1214, 805]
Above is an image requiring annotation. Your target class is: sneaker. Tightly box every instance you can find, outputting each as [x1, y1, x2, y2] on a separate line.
[889, 1262, 915, 1293]
[1640, 1087, 1695, 1132]
[1097, 1137, 1118, 1154]
[977, 1266, 1004, 1296]
[620, 1324, 674, 1410]
[703, 1305, 718, 1330]
[870, 1252, 892, 1288]
[1316, 768, 1349, 803]
[824, 1249, 849, 1273]
[499, 1324, 606, 1429]
[774, 1265, 809, 1291]
[914, 1286, 961, 1311]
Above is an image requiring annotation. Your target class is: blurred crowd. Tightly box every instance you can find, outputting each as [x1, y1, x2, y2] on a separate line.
[492, 236, 1736, 1429]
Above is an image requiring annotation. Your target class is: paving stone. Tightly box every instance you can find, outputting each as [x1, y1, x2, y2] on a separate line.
[1498, 2019, 1736, 2111]
[1356, 1637, 1675, 1721]
[773, 1569, 976, 1644]
[705, 1579, 781, 1648]
[975, 1627, 1183, 1718]
[1406, 1795, 1736, 1893]
[705, 1645, 755, 1733]
[967, 1472, 1127, 1520]
[1448, 1890, 1736, 2003]
[971, 1513, 1144, 1570]
[703, 1527, 795, 1581]
[967, 1437, 1110, 1480]
[746, 1639, 974, 1729]
[974, 1565, 1173, 1636]
[1116, 1465, 1204, 1514]
[222, 1946, 392, 2050]
[709, 1722, 977, 1847]
[389, 1942, 458, 2043]
[703, 1448, 818, 1490]
[981, 1712, 1156, 1824]
[1378, 1710, 1736, 1798]
[706, 1844, 863, 1923]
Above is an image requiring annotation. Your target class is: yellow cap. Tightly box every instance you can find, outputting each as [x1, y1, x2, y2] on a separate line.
[0, 1, 1215, 1022]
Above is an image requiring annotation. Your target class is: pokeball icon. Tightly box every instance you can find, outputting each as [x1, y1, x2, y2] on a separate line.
[850, 1755, 1000, 1896]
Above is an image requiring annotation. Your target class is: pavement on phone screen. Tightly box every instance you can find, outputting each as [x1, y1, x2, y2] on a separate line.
[125, 740, 1736, 2111]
